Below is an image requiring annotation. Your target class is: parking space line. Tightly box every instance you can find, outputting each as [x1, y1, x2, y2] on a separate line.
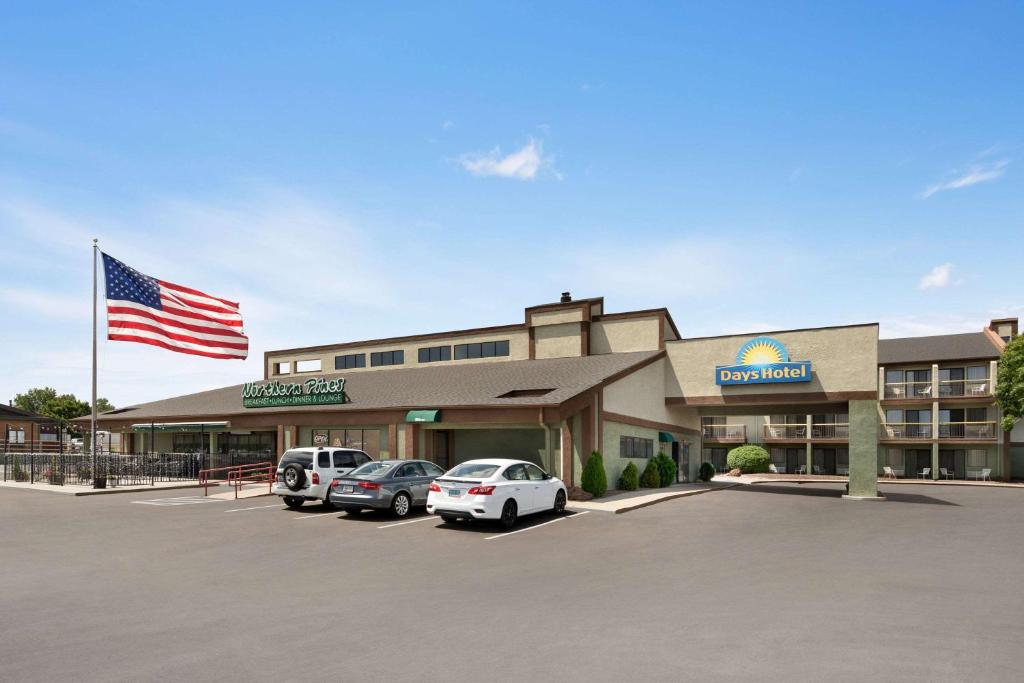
[377, 516, 437, 529]
[484, 515, 569, 540]
[293, 512, 339, 520]
[225, 504, 282, 512]
[565, 511, 591, 520]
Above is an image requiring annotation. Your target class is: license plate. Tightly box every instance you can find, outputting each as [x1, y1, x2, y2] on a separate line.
[447, 489, 462, 497]
[341, 485, 353, 493]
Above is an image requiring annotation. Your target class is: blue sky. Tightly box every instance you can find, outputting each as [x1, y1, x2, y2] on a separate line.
[1, 2, 1021, 407]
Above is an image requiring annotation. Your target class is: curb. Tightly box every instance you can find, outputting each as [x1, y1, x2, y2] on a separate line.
[74, 483, 217, 497]
[567, 482, 742, 515]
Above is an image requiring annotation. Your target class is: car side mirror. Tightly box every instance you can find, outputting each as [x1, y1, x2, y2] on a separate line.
[543, 473, 551, 480]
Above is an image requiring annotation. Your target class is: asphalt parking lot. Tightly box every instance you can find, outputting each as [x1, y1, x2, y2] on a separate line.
[2, 482, 1023, 682]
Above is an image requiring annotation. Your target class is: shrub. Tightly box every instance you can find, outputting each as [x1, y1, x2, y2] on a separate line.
[618, 461, 639, 491]
[580, 451, 607, 498]
[726, 445, 771, 474]
[654, 452, 675, 487]
[698, 462, 715, 482]
[640, 460, 661, 488]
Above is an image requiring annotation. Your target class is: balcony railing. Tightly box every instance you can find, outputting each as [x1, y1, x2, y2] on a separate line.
[763, 424, 807, 440]
[883, 382, 933, 399]
[938, 421, 997, 440]
[701, 424, 746, 441]
[880, 423, 932, 440]
[810, 423, 849, 440]
[938, 379, 991, 398]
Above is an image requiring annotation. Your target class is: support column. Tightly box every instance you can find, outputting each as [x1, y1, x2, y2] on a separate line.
[387, 424, 398, 459]
[931, 442, 940, 481]
[560, 419, 573, 486]
[931, 399, 940, 480]
[404, 423, 418, 460]
[845, 399, 882, 500]
[805, 414, 813, 475]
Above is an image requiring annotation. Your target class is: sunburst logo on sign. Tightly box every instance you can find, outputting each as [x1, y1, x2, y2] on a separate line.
[716, 336, 810, 386]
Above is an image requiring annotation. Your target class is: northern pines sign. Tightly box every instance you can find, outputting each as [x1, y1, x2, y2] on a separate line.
[242, 377, 347, 408]
[715, 337, 811, 386]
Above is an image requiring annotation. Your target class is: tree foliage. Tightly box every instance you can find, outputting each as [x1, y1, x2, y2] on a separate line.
[654, 452, 676, 487]
[618, 461, 639, 491]
[996, 335, 1024, 433]
[11, 386, 115, 426]
[726, 445, 771, 473]
[640, 460, 661, 488]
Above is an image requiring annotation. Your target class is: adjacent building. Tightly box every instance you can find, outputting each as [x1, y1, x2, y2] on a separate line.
[82, 293, 1020, 490]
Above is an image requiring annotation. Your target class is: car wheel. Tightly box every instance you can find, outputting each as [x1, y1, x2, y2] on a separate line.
[391, 492, 412, 518]
[283, 497, 303, 509]
[322, 495, 335, 510]
[553, 489, 566, 514]
[499, 499, 518, 530]
[282, 464, 306, 491]
[440, 513, 460, 524]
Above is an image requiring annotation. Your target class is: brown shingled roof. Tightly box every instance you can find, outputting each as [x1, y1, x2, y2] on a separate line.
[878, 332, 1001, 365]
[88, 351, 663, 423]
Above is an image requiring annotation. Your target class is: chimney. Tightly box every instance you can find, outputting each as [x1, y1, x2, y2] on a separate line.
[560, 291, 572, 303]
[989, 317, 1018, 344]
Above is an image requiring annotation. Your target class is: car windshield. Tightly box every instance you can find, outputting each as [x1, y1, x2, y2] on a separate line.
[447, 462, 500, 478]
[349, 462, 395, 477]
[279, 451, 313, 468]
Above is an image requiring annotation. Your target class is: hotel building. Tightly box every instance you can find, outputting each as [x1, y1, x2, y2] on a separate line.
[85, 294, 1022, 495]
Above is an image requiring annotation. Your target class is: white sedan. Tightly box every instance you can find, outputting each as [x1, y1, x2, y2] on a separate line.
[427, 459, 567, 530]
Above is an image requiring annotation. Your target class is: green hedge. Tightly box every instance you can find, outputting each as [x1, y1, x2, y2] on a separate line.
[618, 461, 639, 491]
[581, 451, 607, 497]
[726, 445, 771, 473]
[640, 460, 661, 488]
[698, 462, 715, 482]
[654, 453, 675, 487]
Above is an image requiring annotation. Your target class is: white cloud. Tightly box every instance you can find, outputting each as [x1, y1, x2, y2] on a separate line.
[457, 139, 558, 181]
[918, 263, 956, 290]
[441, 120, 455, 130]
[920, 158, 1010, 198]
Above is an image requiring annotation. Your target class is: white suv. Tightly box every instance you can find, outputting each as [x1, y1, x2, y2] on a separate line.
[272, 447, 372, 509]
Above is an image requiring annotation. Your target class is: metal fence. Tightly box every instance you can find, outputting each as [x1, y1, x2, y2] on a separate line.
[1, 452, 203, 487]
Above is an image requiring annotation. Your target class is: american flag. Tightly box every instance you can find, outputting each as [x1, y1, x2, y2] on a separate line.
[102, 253, 249, 360]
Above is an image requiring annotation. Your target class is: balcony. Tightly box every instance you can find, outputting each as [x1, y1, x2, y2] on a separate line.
[939, 421, 997, 440]
[880, 423, 932, 440]
[701, 424, 746, 442]
[938, 379, 992, 399]
[763, 424, 807, 441]
[810, 423, 849, 440]
[883, 381, 933, 400]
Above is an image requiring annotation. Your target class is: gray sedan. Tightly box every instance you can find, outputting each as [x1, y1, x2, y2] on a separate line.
[328, 459, 446, 517]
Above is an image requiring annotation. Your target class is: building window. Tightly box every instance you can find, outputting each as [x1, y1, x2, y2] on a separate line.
[311, 428, 382, 458]
[173, 433, 205, 452]
[418, 345, 452, 363]
[620, 435, 653, 459]
[454, 340, 510, 360]
[294, 359, 321, 373]
[335, 353, 366, 370]
[967, 449, 988, 468]
[370, 350, 404, 367]
[273, 361, 291, 375]
[887, 448, 904, 469]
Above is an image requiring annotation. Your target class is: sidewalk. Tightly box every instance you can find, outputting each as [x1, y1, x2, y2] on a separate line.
[729, 473, 1024, 489]
[0, 480, 213, 496]
[567, 480, 740, 513]
[207, 483, 275, 501]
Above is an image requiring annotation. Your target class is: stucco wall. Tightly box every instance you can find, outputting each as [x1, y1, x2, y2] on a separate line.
[531, 308, 584, 326]
[602, 358, 700, 430]
[534, 322, 583, 359]
[590, 317, 661, 354]
[665, 324, 879, 400]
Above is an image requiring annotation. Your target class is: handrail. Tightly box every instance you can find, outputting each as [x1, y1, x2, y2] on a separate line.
[199, 461, 273, 497]
[701, 424, 746, 440]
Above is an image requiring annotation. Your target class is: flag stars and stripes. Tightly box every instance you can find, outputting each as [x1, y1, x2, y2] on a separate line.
[101, 252, 248, 360]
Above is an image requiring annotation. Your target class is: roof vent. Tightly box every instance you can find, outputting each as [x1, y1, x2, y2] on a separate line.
[560, 291, 572, 303]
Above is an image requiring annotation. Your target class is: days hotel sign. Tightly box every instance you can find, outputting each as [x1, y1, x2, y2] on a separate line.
[716, 337, 811, 386]
[242, 377, 347, 408]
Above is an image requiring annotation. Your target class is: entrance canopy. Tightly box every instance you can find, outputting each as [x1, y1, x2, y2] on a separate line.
[406, 410, 441, 423]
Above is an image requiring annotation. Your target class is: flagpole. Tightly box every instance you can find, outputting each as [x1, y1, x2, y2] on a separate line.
[91, 238, 99, 488]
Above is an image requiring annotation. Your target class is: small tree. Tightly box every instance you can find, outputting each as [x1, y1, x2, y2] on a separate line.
[698, 462, 716, 482]
[580, 451, 607, 497]
[618, 461, 639, 491]
[654, 452, 675, 487]
[996, 335, 1024, 433]
[727, 445, 771, 473]
[640, 460, 661, 488]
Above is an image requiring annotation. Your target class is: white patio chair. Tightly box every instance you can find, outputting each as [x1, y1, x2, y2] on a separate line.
[883, 466, 895, 479]
[837, 466, 849, 476]
[918, 467, 931, 479]
[939, 467, 954, 480]
[970, 382, 988, 396]
[979, 468, 991, 481]
[768, 464, 778, 474]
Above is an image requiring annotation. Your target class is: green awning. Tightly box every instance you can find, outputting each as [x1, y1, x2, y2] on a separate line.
[406, 410, 441, 423]
[658, 431, 675, 443]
